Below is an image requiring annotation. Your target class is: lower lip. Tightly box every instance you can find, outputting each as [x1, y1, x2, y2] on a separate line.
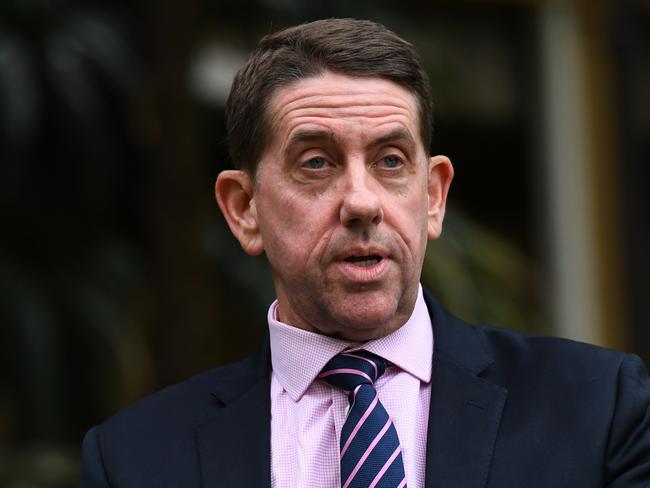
[336, 258, 390, 283]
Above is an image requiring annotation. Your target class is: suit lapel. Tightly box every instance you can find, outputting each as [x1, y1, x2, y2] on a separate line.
[423, 291, 508, 488]
[195, 340, 272, 488]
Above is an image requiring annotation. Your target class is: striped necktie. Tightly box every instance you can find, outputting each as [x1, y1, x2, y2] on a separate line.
[319, 351, 407, 488]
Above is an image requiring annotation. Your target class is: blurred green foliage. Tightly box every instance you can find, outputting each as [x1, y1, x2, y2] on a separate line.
[424, 208, 542, 331]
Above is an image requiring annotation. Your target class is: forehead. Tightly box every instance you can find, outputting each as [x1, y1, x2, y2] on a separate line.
[266, 72, 422, 150]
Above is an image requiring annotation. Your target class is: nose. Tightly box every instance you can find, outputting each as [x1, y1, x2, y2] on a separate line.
[339, 165, 383, 228]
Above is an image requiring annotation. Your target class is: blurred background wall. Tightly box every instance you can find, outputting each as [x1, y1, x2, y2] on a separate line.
[0, 0, 648, 485]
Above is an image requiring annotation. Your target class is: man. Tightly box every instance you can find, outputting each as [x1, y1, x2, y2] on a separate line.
[81, 19, 650, 487]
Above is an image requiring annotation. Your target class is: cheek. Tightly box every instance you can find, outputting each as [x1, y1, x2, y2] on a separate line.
[392, 193, 430, 244]
[258, 189, 325, 263]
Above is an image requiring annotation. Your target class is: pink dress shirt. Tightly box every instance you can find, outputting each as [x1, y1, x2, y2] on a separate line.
[268, 285, 433, 488]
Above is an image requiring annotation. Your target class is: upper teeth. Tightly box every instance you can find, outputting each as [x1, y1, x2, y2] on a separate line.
[352, 258, 378, 266]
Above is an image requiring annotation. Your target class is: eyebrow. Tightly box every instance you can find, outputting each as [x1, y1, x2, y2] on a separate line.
[368, 128, 417, 150]
[285, 129, 337, 149]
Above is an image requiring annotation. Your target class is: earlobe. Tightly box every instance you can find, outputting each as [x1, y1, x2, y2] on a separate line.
[215, 170, 264, 256]
[427, 155, 454, 240]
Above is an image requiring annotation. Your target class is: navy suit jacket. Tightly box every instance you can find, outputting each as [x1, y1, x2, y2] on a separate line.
[81, 292, 650, 487]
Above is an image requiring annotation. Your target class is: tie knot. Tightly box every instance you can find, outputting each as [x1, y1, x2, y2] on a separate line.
[318, 351, 386, 391]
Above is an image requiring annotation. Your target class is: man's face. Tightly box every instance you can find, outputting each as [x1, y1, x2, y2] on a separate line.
[221, 72, 452, 341]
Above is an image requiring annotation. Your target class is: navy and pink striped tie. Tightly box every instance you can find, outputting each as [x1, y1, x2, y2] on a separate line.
[319, 351, 407, 488]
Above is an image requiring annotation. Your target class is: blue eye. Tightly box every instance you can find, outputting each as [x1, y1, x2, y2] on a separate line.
[305, 157, 327, 169]
[382, 155, 402, 168]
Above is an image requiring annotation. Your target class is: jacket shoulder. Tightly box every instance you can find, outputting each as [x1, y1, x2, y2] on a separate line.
[101, 339, 270, 434]
[425, 288, 631, 379]
[477, 323, 627, 366]
[82, 348, 269, 486]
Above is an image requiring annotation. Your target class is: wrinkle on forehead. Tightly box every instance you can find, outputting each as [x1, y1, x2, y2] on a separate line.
[267, 73, 421, 151]
[272, 86, 416, 123]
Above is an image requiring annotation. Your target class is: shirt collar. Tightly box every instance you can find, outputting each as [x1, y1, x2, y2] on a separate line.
[268, 284, 433, 401]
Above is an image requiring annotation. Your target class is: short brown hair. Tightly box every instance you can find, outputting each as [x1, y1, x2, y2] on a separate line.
[226, 18, 433, 174]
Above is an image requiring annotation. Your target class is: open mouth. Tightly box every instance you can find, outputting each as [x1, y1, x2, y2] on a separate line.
[344, 255, 383, 267]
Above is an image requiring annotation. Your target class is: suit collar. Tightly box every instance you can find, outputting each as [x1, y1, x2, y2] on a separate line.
[423, 289, 494, 375]
[196, 338, 272, 488]
[423, 290, 508, 488]
[208, 335, 271, 404]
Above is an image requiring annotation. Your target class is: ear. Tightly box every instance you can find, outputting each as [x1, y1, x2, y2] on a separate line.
[427, 155, 454, 240]
[215, 170, 264, 256]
